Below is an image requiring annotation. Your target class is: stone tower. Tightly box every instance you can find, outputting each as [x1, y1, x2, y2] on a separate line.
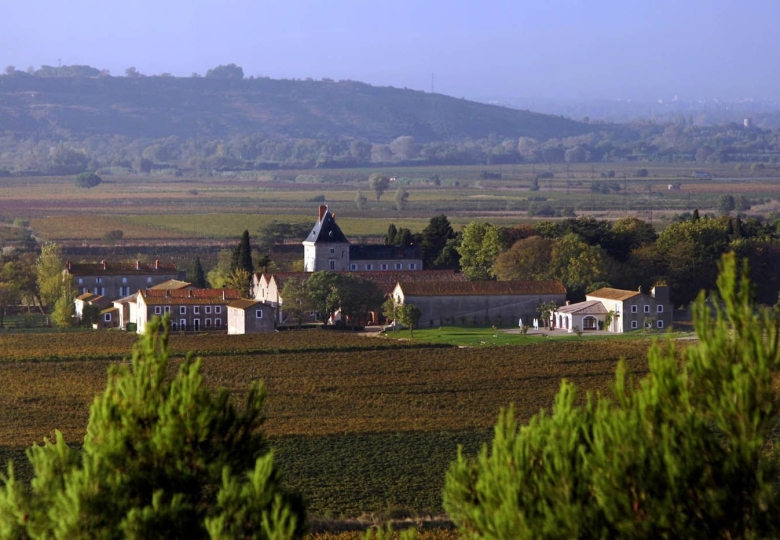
[302, 205, 351, 272]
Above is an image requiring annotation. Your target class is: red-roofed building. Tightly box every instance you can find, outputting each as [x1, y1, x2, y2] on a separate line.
[135, 288, 242, 333]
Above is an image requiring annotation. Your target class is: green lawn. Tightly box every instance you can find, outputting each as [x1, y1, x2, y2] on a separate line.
[380, 325, 688, 347]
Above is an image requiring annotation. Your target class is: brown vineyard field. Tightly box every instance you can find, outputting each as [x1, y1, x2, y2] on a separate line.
[0, 330, 671, 522]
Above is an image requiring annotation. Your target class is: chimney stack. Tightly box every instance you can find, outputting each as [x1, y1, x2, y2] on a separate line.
[318, 205, 327, 222]
[155, 259, 159, 270]
[101, 260, 106, 270]
[188, 288, 193, 298]
[222, 290, 226, 300]
[136, 260, 141, 270]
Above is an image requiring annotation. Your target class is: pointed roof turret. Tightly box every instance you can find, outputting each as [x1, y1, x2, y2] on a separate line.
[304, 205, 350, 244]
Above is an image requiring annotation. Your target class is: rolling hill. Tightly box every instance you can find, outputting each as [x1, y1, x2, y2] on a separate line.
[0, 74, 595, 143]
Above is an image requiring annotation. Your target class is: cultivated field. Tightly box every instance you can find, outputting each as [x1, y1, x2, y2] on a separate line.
[2, 162, 780, 248]
[0, 329, 667, 520]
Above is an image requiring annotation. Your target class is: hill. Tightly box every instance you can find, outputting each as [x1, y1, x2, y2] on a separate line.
[0, 73, 594, 143]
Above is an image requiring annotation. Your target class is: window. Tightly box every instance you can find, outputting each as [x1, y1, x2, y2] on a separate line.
[350, 263, 358, 271]
[329, 260, 335, 270]
[395, 263, 402, 270]
[380, 263, 388, 270]
[205, 318, 212, 327]
[409, 263, 417, 270]
[631, 305, 638, 313]
[78, 278, 83, 284]
[154, 306, 162, 315]
[329, 248, 335, 254]
[122, 277, 127, 284]
[256, 309, 263, 319]
[180, 306, 187, 315]
[104, 313, 111, 322]
[171, 322, 177, 331]
[631, 320, 638, 329]
[643, 305, 650, 313]
[657, 305, 664, 313]
[93, 287, 99, 295]
[80, 287, 86, 294]
[147, 277, 152, 284]
[164, 306, 171, 313]
[215, 318, 222, 327]
[657, 320, 664, 329]
[100, 287, 105, 296]
[194, 306, 200, 315]
[365, 264, 373, 270]
[96, 277, 103, 284]
[205, 306, 212, 314]
[215, 306, 222, 314]
[180, 319, 187, 330]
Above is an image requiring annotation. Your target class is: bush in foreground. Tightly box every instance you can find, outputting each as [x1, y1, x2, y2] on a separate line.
[0, 316, 305, 539]
[444, 253, 780, 538]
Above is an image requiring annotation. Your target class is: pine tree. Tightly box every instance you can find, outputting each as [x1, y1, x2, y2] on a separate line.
[192, 256, 206, 288]
[0, 318, 305, 538]
[443, 253, 780, 538]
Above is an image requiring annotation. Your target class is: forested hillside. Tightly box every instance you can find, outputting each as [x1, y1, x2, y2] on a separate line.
[0, 73, 591, 143]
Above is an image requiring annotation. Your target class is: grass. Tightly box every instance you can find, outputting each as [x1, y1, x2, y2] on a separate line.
[380, 325, 689, 347]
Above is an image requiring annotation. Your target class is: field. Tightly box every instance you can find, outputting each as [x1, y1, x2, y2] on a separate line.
[2, 162, 780, 249]
[0, 329, 668, 523]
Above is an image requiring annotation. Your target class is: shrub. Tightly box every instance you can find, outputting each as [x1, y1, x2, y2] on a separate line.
[74, 172, 102, 188]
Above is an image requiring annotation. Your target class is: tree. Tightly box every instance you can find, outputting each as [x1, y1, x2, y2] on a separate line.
[549, 233, 608, 300]
[444, 254, 780, 538]
[735, 194, 751, 212]
[393, 188, 409, 211]
[102, 229, 124, 247]
[395, 303, 422, 337]
[389, 136, 417, 160]
[456, 222, 507, 280]
[124, 66, 140, 78]
[354, 189, 368, 211]
[368, 173, 390, 201]
[205, 63, 244, 79]
[80, 302, 101, 327]
[256, 253, 272, 275]
[420, 214, 455, 269]
[305, 271, 340, 324]
[51, 293, 74, 328]
[191, 256, 207, 288]
[225, 268, 252, 298]
[718, 194, 736, 215]
[231, 230, 255, 275]
[74, 172, 102, 189]
[36, 242, 66, 311]
[0, 319, 304, 537]
[386, 224, 398, 245]
[206, 249, 234, 289]
[493, 236, 554, 281]
[280, 277, 310, 328]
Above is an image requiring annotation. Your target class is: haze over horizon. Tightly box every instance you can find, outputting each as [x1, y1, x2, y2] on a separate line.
[2, 0, 778, 103]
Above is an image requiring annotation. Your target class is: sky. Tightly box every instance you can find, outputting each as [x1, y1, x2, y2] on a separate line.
[2, 0, 779, 102]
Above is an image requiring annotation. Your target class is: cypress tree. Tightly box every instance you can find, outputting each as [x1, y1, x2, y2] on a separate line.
[192, 256, 206, 288]
[232, 230, 255, 275]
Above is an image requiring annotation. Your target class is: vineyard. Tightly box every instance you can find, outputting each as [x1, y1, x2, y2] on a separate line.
[0, 330, 668, 525]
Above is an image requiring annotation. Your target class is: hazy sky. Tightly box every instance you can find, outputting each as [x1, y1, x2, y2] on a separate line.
[2, 0, 778, 101]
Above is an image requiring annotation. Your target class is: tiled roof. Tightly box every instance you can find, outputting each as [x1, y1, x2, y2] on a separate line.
[587, 288, 640, 301]
[229, 299, 267, 310]
[140, 288, 241, 306]
[303, 209, 350, 244]
[150, 279, 192, 290]
[349, 244, 422, 261]
[397, 280, 566, 297]
[65, 260, 178, 276]
[555, 300, 608, 315]
[76, 292, 98, 302]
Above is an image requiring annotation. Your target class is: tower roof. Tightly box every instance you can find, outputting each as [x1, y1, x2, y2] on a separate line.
[303, 206, 350, 244]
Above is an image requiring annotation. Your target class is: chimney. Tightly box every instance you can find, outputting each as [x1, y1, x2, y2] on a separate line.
[638, 285, 643, 293]
[222, 289, 226, 300]
[155, 259, 159, 270]
[101, 259, 106, 270]
[565, 300, 570, 306]
[166, 289, 171, 297]
[318, 205, 327, 222]
[136, 260, 141, 270]
[188, 288, 193, 298]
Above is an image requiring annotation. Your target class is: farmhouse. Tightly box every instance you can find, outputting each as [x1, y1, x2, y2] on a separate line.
[552, 285, 671, 333]
[392, 280, 567, 327]
[65, 259, 181, 300]
[303, 205, 423, 272]
[134, 288, 242, 333]
[227, 299, 276, 334]
[74, 292, 112, 322]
